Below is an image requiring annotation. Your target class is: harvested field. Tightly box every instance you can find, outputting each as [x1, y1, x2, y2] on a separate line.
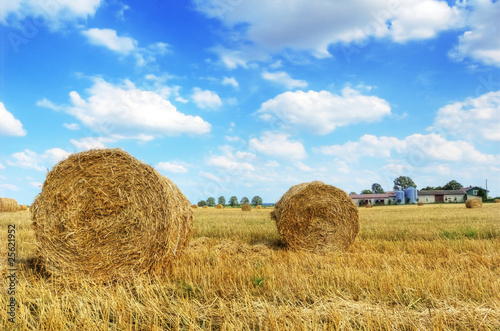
[1, 204, 499, 330]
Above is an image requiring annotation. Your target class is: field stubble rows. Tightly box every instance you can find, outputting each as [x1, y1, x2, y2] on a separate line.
[1, 204, 499, 330]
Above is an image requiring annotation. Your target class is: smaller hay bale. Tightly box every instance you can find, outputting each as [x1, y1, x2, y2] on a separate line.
[465, 199, 482, 208]
[418, 202, 424, 206]
[202, 205, 209, 209]
[256, 205, 263, 209]
[494, 199, 500, 203]
[215, 204, 224, 209]
[241, 203, 251, 211]
[365, 203, 373, 208]
[191, 204, 199, 209]
[0, 197, 19, 212]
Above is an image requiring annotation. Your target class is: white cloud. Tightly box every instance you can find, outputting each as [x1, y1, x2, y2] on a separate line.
[0, 184, 19, 192]
[82, 28, 136, 54]
[222, 76, 239, 88]
[249, 131, 306, 160]
[207, 146, 255, 171]
[0, 102, 26, 136]
[0, 0, 102, 28]
[30, 181, 43, 188]
[63, 123, 80, 130]
[70, 137, 113, 150]
[317, 133, 498, 164]
[8, 148, 70, 171]
[192, 87, 222, 109]
[450, 0, 500, 67]
[262, 71, 307, 89]
[257, 87, 391, 134]
[432, 90, 500, 141]
[195, 0, 463, 65]
[0, 163, 5, 169]
[156, 161, 188, 173]
[39, 78, 211, 138]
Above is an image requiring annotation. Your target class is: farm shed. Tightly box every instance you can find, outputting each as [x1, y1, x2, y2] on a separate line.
[349, 191, 396, 206]
[417, 190, 466, 203]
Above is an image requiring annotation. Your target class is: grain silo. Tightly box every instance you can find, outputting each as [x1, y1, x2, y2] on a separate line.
[396, 190, 405, 204]
[404, 187, 418, 204]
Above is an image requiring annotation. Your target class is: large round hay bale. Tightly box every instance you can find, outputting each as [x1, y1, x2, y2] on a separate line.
[465, 198, 482, 208]
[215, 204, 224, 209]
[494, 199, 500, 203]
[256, 205, 262, 209]
[270, 181, 359, 253]
[191, 204, 198, 209]
[241, 203, 251, 211]
[202, 205, 208, 209]
[31, 148, 193, 281]
[0, 198, 19, 212]
[365, 203, 373, 208]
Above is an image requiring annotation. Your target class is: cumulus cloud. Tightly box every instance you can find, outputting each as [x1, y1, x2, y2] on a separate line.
[38, 78, 211, 138]
[82, 28, 136, 54]
[192, 88, 222, 109]
[206, 146, 255, 171]
[195, 0, 463, 66]
[70, 137, 114, 150]
[156, 161, 188, 173]
[0, 101, 26, 136]
[257, 87, 391, 134]
[262, 71, 307, 89]
[449, 0, 500, 67]
[8, 148, 70, 171]
[249, 131, 306, 160]
[221, 76, 239, 88]
[317, 133, 498, 164]
[432, 90, 500, 141]
[0, 0, 102, 29]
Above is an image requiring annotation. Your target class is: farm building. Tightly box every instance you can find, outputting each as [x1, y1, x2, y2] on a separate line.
[349, 192, 396, 206]
[418, 186, 488, 203]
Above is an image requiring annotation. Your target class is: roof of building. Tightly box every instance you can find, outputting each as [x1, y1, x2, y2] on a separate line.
[349, 191, 395, 199]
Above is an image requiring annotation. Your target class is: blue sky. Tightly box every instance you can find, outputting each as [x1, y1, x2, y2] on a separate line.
[1, 0, 499, 205]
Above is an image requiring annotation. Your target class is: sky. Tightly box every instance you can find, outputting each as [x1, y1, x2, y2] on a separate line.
[0, 0, 499, 205]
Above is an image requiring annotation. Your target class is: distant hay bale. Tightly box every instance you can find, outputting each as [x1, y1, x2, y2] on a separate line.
[215, 204, 224, 209]
[494, 199, 500, 204]
[202, 205, 209, 209]
[18, 204, 28, 211]
[418, 202, 424, 206]
[465, 199, 482, 209]
[256, 205, 262, 209]
[365, 203, 373, 208]
[31, 148, 193, 282]
[241, 203, 251, 211]
[191, 204, 198, 209]
[270, 181, 359, 253]
[0, 198, 19, 212]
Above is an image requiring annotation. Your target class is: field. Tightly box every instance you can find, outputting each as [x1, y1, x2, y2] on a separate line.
[1, 204, 499, 330]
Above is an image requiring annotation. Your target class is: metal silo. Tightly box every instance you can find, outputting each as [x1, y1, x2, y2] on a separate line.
[396, 190, 405, 204]
[404, 187, 418, 204]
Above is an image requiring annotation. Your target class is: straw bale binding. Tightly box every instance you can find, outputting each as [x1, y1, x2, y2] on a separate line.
[270, 181, 359, 253]
[31, 148, 193, 281]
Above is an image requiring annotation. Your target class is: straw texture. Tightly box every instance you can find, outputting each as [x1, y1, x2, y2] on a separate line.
[0, 198, 19, 212]
[465, 199, 482, 208]
[271, 181, 359, 253]
[241, 203, 251, 211]
[31, 148, 193, 281]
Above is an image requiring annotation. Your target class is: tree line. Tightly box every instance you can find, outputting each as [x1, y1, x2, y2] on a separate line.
[197, 196, 263, 207]
[351, 176, 466, 195]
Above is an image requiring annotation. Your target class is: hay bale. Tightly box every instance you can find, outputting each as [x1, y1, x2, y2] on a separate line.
[0, 198, 19, 212]
[215, 204, 224, 209]
[202, 205, 208, 209]
[20, 204, 28, 210]
[241, 203, 251, 211]
[418, 202, 424, 206]
[191, 204, 198, 209]
[494, 199, 500, 203]
[256, 205, 263, 209]
[365, 203, 373, 208]
[465, 198, 482, 209]
[270, 181, 359, 253]
[31, 148, 193, 281]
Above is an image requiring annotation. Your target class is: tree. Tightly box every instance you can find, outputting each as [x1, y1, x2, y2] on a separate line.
[229, 196, 238, 206]
[477, 188, 487, 201]
[251, 196, 263, 206]
[206, 197, 215, 206]
[393, 176, 416, 191]
[349, 192, 357, 195]
[197, 200, 207, 207]
[371, 183, 385, 194]
[240, 196, 249, 204]
[218, 196, 226, 205]
[361, 189, 373, 194]
[421, 186, 435, 190]
[442, 180, 463, 190]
